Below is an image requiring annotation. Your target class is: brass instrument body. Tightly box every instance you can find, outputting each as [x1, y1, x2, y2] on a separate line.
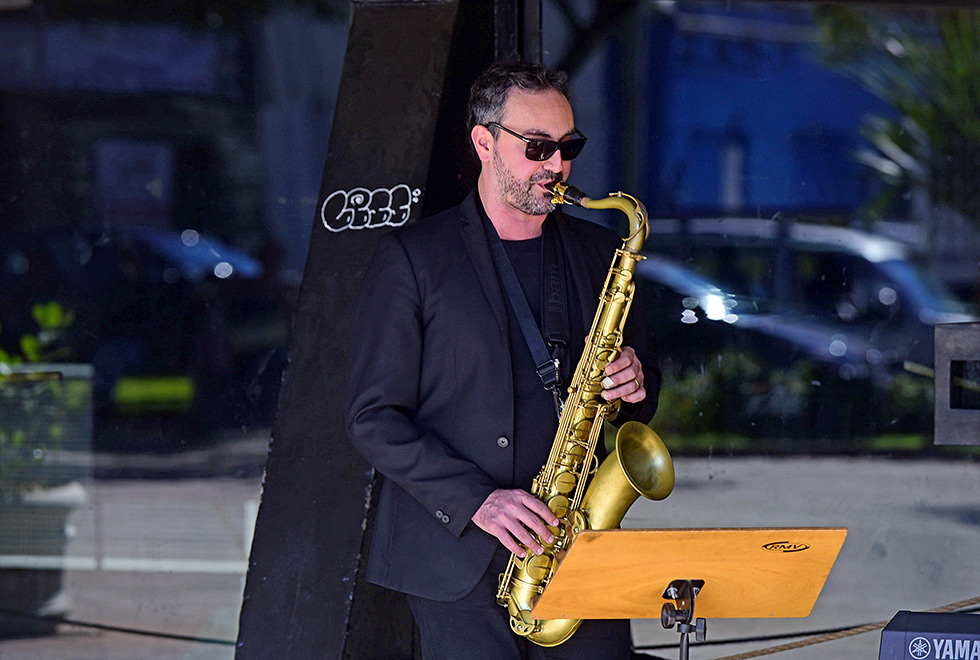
[495, 182, 674, 646]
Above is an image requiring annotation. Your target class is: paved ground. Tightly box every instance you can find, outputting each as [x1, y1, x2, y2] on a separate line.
[1, 445, 977, 660]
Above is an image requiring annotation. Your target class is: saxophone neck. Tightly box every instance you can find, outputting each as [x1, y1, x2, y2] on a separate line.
[546, 182, 648, 253]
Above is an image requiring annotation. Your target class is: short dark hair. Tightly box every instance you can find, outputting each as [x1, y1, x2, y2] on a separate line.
[466, 61, 570, 134]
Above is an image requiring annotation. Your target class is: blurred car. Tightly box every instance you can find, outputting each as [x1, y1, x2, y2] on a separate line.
[636, 220, 977, 440]
[637, 255, 878, 439]
[0, 225, 291, 446]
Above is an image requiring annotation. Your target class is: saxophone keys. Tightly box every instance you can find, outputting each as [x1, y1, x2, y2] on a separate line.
[547, 494, 570, 517]
[510, 611, 539, 636]
[565, 510, 589, 538]
[524, 553, 552, 581]
[552, 472, 576, 495]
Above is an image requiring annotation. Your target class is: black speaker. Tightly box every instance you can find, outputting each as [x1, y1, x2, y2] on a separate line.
[879, 611, 980, 660]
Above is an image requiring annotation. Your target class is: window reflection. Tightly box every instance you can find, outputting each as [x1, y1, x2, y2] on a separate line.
[0, 2, 347, 656]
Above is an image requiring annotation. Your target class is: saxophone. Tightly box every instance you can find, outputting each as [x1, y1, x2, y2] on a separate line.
[494, 181, 675, 647]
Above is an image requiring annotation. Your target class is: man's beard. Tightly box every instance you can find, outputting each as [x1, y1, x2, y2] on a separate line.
[492, 149, 560, 216]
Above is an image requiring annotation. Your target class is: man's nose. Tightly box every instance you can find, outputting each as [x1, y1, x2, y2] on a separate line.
[542, 148, 563, 171]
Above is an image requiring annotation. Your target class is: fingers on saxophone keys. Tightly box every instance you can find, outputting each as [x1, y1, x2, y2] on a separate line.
[491, 521, 532, 557]
[523, 495, 560, 529]
[602, 345, 634, 376]
[517, 512, 555, 548]
[623, 384, 646, 403]
[601, 376, 642, 401]
[513, 519, 555, 556]
[507, 522, 544, 556]
[500, 533, 528, 558]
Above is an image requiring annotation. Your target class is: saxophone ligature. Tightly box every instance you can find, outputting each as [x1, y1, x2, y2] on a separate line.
[494, 181, 675, 647]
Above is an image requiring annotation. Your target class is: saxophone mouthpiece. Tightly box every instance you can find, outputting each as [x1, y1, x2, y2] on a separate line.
[547, 181, 589, 207]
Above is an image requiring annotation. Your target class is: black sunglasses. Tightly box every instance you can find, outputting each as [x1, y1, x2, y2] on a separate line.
[484, 122, 587, 162]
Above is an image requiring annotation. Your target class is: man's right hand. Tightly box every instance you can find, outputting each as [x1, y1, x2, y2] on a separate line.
[471, 489, 559, 557]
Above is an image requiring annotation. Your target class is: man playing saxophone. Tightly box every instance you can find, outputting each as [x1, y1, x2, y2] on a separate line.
[347, 61, 660, 660]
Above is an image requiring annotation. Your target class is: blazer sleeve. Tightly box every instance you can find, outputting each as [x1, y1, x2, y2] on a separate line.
[346, 233, 498, 537]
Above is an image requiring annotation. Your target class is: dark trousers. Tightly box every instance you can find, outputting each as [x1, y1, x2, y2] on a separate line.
[406, 545, 631, 660]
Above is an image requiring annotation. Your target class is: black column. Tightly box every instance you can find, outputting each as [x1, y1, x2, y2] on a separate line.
[421, 0, 542, 218]
[236, 3, 458, 659]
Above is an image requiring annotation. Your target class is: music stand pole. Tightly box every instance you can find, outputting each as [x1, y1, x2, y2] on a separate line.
[661, 579, 707, 660]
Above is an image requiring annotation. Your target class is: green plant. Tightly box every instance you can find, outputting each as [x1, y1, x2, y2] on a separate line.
[814, 6, 980, 226]
[0, 302, 76, 368]
[880, 371, 934, 433]
[653, 359, 726, 437]
[0, 302, 78, 496]
[655, 350, 808, 431]
[0, 378, 68, 496]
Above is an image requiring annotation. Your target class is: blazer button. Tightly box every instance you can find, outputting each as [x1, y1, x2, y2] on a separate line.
[441, 514, 450, 524]
[496, 436, 509, 448]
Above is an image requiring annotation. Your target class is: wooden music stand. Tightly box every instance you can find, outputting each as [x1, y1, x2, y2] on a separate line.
[531, 527, 847, 660]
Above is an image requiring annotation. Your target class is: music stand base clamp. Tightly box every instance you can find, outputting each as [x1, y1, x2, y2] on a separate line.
[661, 579, 707, 660]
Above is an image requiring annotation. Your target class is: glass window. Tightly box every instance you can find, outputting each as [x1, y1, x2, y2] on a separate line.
[1, 2, 348, 657]
[550, 3, 979, 656]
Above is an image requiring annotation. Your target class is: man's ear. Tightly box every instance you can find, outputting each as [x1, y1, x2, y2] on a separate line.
[470, 124, 493, 164]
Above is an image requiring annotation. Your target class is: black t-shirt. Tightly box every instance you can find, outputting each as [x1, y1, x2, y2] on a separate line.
[501, 236, 560, 489]
[477, 197, 587, 489]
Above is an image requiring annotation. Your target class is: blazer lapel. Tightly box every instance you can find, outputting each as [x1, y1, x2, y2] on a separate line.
[458, 191, 510, 354]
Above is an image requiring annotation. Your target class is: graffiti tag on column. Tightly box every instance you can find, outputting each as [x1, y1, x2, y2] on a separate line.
[320, 184, 422, 233]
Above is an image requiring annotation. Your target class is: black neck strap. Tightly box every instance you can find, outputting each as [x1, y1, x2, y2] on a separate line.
[485, 217, 569, 418]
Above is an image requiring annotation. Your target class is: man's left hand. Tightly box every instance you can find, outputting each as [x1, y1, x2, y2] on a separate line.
[600, 345, 645, 404]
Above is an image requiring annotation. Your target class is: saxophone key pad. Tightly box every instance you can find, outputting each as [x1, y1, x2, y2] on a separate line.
[524, 553, 552, 581]
[547, 495, 569, 517]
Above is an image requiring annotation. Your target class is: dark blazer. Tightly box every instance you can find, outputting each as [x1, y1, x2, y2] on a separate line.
[346, 190, 660, 601]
